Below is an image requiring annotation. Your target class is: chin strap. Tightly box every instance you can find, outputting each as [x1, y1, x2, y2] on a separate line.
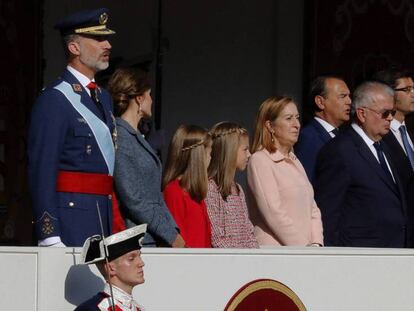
[96, 202, 116, 311]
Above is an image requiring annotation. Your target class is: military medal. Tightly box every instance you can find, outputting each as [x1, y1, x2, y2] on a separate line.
[111, 112, 118, 150]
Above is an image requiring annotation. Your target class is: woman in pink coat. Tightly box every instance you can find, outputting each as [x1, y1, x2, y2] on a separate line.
[247, 96, 324, 246]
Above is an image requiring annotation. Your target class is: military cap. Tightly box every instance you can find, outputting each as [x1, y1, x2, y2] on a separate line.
[54, 8, 116, 36]
[80, 224, 147, 265]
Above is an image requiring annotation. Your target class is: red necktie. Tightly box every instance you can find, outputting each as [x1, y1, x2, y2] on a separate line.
[86, 82, 99, 103]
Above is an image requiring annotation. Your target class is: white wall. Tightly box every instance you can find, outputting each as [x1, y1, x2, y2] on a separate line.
[2, 246, 414, 311]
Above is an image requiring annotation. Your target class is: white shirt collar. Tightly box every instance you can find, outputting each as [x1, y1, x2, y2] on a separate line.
[389, 118, 413, 152]
[314, 117, 336, 134]
[390, 118, 404, 132]
[66, 65, 94, 89]
[351, 123, 375, 146]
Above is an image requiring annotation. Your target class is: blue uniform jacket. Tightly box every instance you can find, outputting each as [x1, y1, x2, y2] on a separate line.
[28, 69, 115, 246]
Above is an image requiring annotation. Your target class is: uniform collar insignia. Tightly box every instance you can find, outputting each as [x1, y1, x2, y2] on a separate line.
[72, 84, 82, 92]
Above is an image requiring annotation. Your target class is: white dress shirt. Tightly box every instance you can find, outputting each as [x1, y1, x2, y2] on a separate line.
[314, 117, 337, 138]
[389, 119, 414, 155]
[67, 65, 95, 96]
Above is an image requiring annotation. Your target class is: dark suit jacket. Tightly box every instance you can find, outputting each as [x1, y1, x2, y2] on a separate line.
[295, 118, 332, 183]
[314, 126, 408, 247]
[382, 131, 414, 246]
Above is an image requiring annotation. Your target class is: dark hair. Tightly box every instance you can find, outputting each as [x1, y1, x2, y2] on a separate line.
[61, 34, 79, 60]
[107, 68, 151, 116]
[372, 68, 412, 89]
[309, 75, 345, 112]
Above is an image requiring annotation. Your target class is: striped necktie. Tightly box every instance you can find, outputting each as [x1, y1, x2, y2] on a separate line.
[399, 125, 414, 172]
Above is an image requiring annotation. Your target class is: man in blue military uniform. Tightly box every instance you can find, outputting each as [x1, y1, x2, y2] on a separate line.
[76, 224, 147, 311]
[28, 8, 122, 247]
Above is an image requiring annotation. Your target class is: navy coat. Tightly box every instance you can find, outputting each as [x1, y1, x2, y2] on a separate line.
[75, 291, 144, 310]
[75, 292, 108, 311]
[314, 127, 408, 247]
[295, 118, 332, 183]
[382, 131, 414, 246]
[28, 69, 115, 246]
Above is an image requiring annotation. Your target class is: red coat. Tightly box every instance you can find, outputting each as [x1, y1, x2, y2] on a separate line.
[163, 180, 211, 247]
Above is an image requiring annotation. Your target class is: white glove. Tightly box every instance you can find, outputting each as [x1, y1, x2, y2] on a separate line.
[38, 236, 66, 247]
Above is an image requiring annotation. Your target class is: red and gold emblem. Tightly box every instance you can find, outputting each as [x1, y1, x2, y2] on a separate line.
[72, 84, 82, 92]
[99, 12, 108, 25]
[41, 215, 54, 235]
[224, 279, 307, 311]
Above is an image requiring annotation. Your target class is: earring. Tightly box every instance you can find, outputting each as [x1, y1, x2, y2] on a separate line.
[135, 98, 142, 114]
[271, 131, 275, 143]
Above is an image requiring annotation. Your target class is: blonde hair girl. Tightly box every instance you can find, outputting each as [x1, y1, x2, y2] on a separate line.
[206, 122, 258, 248]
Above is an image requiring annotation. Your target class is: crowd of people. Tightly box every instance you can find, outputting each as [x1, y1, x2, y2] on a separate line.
[25, 7, 414, 310]
[28, 8, 414, 251]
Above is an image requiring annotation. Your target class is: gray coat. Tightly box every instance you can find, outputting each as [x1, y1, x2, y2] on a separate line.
[114, 118, 178, 246]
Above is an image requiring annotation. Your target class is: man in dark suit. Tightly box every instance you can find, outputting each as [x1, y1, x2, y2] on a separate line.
[373, 69, 414, 246]
[28, 8, 122, 247]
[295, 75, 351, 182]
[314, 81, 409, 247]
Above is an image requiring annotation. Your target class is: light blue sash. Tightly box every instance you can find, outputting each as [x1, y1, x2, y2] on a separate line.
[54, 81, 115, 175]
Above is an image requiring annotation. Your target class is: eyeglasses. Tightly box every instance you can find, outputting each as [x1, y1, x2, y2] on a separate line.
[394, 86, 414, 94]
[362, 106, 396, 119]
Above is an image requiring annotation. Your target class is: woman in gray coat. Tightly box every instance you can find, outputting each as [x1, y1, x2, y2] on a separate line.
[108, 68, 185, 247]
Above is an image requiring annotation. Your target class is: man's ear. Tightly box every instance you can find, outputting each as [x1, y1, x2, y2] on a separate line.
[67, 40, 81, 56]
[355, 107, 365, 124]
[105, 261, 117, 278]
[314, 95, 325, 111]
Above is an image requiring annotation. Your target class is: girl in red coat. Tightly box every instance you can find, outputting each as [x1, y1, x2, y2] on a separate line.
[162, 125, 212, 247]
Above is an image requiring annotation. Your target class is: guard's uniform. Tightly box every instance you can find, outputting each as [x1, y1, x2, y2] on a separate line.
[75, 285, 145, 311]
[76, 225, 147, 311]
[28, 68, 116, 246]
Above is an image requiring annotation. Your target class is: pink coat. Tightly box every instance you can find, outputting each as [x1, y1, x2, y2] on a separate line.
[247, 148, 323, 246]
